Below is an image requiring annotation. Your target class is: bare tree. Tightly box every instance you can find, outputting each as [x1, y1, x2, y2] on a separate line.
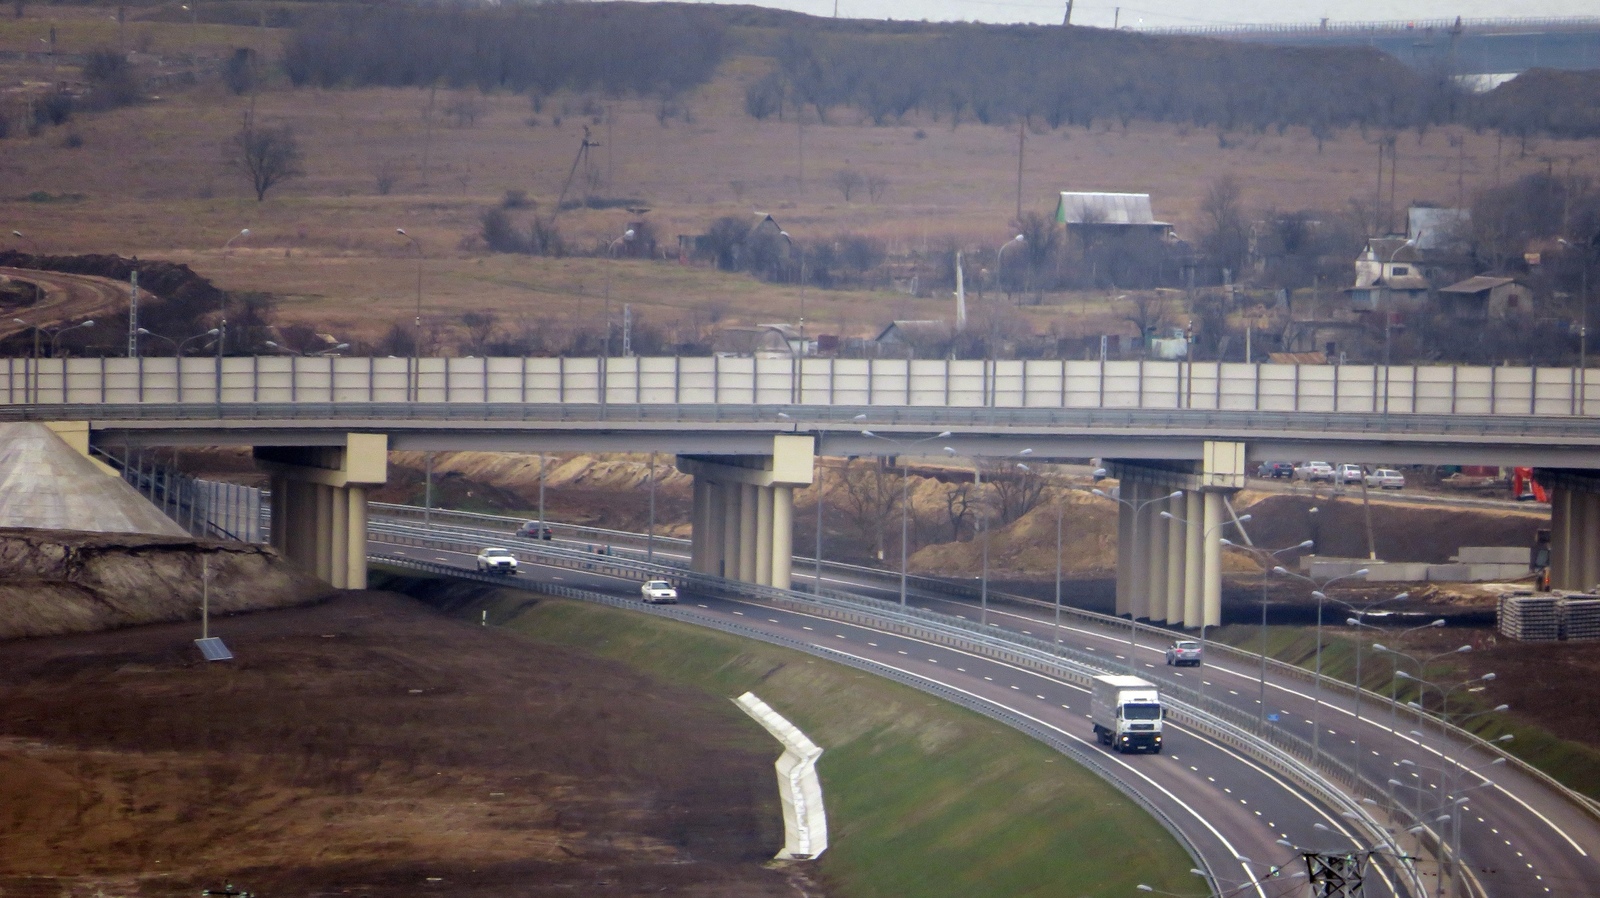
[1121, 292, 1170, 348]
[372, 157, 403, 195]
[461, 310, 497, 354]
[981, 458, 1045, 525]
[834, 457, 902, 563]
[832, 168, 864, 202]
[866, 173, 890, 203]
[230, 124, 304, 201]
[1199, 174, 1249, 280]
[444, 93, 487, 128]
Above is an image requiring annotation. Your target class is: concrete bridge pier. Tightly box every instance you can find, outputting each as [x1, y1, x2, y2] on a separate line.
[680, 435, 814, 591]
[1540, 471, 1600, 592]
[1110, 442, 1245, 629]
[255, 433, 388, 589]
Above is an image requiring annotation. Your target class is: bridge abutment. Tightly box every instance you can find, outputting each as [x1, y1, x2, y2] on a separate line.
[256, 434, 387, 590]
[1109, 441, 1245, 629]
[1539, 471, 1600, 592]
[678, 435, 814, 591]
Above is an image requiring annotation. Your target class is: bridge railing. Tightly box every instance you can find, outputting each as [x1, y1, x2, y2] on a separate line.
[4, 355, 1600, 419]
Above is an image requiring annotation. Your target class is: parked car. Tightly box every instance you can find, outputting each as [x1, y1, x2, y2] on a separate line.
[1335, 464, 1365, 485]
[1165, 640, 1203, 667]
[1256, 461, 1295, 479]
[1294, 461, 1335, 483]
[640, 579, 679, 604]
[1365, 468, 1406, 490]
[476, 547, 519, 574]
[516, 521, 554, 540]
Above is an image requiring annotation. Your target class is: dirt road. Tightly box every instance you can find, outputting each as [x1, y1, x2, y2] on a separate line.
[0, 267, 131, 340]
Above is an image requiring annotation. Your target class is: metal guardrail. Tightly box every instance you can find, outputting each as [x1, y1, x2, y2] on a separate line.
[13, 400, 1600, 440]
[369, 552, 1225, 893]
[368, 525, 1422, 895]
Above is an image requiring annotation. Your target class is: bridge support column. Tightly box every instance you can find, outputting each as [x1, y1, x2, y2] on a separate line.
[1182, 489, 1204, 627]
[1147, 493, 1171, 622]
[1164, 497, 1185, 624]
[679, 435, 815, 591]
[1537, 472, 1600, 593]
[255, 433, 387, 590]
[1108, 441, 1243, 630]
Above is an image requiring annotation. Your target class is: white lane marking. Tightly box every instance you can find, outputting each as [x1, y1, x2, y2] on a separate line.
[811, 644, 1267, 898]
[734, 611, 745, 616]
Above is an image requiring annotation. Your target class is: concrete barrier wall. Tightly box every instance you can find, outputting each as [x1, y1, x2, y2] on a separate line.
[3, 356, 1597, 416]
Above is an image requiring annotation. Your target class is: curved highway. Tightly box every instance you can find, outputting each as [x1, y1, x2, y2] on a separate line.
[371, 532, 1425, 898]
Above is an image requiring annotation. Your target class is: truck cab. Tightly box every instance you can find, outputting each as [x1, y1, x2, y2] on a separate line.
[1091, 674, 1165, 754]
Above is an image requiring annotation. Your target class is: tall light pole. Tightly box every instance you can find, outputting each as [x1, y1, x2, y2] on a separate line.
[48, 319, 95, 357]
[10, 230, 40, 255]
[396, 228, 423, 400]
[780, 230, 808, 347]
[1559, 235, 1591, 407]
[647, 451, 658, 563]
[1220, 536, 1315, 724]
[604, 228, 635, 358]
[1272, 565, 1368, 762]
[793, 413, 868, 593]
[218, 228, 251, 360]
[1093, 484, 1184, 674]
[1159, 510, 1251, 705]
[863, 429, 952, 605]
[1330, 590, 1409, 739]
[997, 233, 1024, 303]
[947, 445, 1033, 626]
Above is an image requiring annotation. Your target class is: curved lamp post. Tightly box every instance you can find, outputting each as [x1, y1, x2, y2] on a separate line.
[996, 233, 1024, 301]
[945, 445, 1033, 626]
[396, 228, 424, 399]
[863, 429, 952, 605]
[1094, 485, 1184, 673]
[1272, 564, 1368, 761]
[1220, 536, 1315, 723]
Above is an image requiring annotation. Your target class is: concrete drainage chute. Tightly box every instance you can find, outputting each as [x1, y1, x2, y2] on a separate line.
[735, 692, 828, 860]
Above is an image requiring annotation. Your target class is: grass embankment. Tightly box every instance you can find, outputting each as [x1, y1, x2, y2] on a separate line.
[481, 591, 1196, 897]
[1206, 624, 1600, 801]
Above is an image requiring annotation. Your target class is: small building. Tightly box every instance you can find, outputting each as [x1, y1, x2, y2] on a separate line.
[1055, 192, 1174, 238]
[874, 320, 954, 359]
[1348, 238, 1432, 312]
[712, 324, 802, 358]
[1438, 276, 1532, 319]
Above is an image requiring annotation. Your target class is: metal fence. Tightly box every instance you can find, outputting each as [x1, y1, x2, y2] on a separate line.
[6, 355, 1600, 419]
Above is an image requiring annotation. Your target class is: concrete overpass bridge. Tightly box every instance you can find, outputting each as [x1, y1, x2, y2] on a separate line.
[6, 354, 1599, 629]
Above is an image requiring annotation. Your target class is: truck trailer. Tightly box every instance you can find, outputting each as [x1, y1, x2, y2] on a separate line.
[1090, 674, 1165, 753]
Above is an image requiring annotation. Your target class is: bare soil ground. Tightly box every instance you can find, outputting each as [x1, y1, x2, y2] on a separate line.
[0, 589, 804, 898]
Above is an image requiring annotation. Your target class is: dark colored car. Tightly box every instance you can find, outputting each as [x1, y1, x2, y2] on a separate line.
[1257, 461, 1294, 479]
[516, 522, 554, 540]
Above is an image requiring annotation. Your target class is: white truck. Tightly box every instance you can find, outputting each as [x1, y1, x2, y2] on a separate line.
[1090, 674, 1165, 754]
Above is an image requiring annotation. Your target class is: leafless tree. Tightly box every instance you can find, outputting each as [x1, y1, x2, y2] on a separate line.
[980, 458, 1045, 525]
[444, 93, 487, 127]
[833, 168, 864, 203]
[230, 124, 304, 201]
[866, 173, 890, 203]
[1121, 292, 1169, 347]
[461, 311, 497, 354]
[372, 157, 403, 195]
[834, 457, 902, 563]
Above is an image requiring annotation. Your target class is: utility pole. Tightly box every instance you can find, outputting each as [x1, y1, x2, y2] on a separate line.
[1015, 118, 1026, 222]
[1062, 0, 1073, 25]
[622, 304, 632, 357]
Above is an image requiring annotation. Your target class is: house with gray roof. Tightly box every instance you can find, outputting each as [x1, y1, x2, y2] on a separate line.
[1055, 192, 1174, 238]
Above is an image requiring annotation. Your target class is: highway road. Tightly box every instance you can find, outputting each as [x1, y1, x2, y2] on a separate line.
[366, 510, 1600, 898]
[371, 533, 1424, 898]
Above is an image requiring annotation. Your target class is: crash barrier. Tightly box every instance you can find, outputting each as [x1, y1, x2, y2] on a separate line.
[367, 530, 1423, 897]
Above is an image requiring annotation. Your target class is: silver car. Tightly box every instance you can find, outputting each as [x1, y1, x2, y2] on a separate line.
[640, 580, 679, 604]
[1165, 640, 1202, 667]
[1364, 468, 1406, 489]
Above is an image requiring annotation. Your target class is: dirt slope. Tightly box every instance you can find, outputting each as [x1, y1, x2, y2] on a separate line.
[0, 588, 801, 898]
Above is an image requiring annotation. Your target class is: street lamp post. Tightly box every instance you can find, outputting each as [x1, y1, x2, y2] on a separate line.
[798, 414, 868, 593]
[1220, 537, 1315, 724]
[1093, 485, 1184, 674]
[1327, 590, 1409, 758]
[1271, 565, 1369, 762]
[218, 228, 251, 360]
[997, 233, 1024, 302]
[396, 228, 423, 400]
[946, 445, 1033, 626]
[1160, 510, 1252, 707]
[604, 229, 635, 358]
[780, 230, 808, 346]
[48, 319, 96, 357]
[864, 429, 952, 605]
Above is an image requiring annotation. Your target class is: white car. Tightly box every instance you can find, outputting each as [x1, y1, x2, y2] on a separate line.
[641, 580, 679, 604]
[1294, 461, 1334, 483]
[476, 547, 519, 575]
[1365, 468, 1406, 489]
[1335, 463, 1364, 485]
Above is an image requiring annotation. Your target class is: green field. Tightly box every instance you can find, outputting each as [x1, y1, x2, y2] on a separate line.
[486, 592, 1198, 898]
